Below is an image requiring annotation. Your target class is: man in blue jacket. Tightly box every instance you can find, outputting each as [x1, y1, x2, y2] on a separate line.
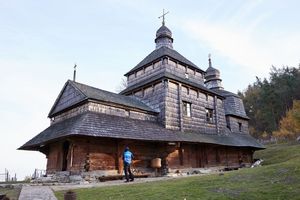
[123, 146, 134, 182]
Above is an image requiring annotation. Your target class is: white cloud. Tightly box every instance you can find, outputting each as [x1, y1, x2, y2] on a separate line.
[182, 20, 268, 73]
[180, 3, 300, 82]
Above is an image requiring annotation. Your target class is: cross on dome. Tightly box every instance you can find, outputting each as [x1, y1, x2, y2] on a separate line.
[158, 9, 169, 26]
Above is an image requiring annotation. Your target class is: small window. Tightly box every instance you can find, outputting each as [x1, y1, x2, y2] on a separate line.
[163, 57, 168, 64]
[238, 122, 242, 132]
[183, 102, 191, 117]
[205, 94, 209, 101]
[185, 73, 189, 79]
[206, 108, 214, 123]
[226, 116, 231, 130]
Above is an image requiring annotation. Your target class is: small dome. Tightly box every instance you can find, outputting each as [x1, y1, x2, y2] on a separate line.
[155, 24, 174, 49]
[205, 66, 220, 77]
[156, 25, 172, 38]
[205, 56, 223, 90]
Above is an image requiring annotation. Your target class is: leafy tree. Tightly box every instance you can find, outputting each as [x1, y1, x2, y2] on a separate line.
[273, 100, 300, 140]
[239, 66, 300, 138]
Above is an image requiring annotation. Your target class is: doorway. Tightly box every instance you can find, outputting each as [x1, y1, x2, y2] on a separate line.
[62, 141, 70, 171]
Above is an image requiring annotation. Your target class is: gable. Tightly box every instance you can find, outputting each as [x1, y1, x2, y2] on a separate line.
[48, 81, 87, 117]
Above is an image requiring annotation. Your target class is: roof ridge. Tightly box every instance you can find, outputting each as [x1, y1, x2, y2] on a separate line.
[68, 80, 157, 113]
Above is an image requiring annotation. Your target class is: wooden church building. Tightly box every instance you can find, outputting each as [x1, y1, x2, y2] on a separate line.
[19, 19, 263, 177]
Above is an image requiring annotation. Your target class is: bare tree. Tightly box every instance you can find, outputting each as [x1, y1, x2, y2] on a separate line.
[115, 77, 128, 93]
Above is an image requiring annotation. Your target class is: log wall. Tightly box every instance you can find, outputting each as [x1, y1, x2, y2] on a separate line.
[45, 137, 254, 175]
[52, 101, 157, 124]
[127, 58, 204, 87]
[46, 143, 62, 174]
[165, 80, 227, 133]
[227, 116, 249, 134]
[129, 82, 166, 125]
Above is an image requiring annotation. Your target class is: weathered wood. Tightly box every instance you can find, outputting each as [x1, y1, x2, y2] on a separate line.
[46, 137, 254, 175]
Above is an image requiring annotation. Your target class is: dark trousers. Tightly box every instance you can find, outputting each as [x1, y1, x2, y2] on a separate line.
[124, 162, 134, 181]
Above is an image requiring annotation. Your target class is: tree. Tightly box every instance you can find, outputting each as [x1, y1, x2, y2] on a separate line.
[273, 100, 300, 140]
[239, 66, 300, 138]
[115, 77, 128, 93]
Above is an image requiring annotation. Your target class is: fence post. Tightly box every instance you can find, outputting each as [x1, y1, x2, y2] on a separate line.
[5, 169, 9, 182]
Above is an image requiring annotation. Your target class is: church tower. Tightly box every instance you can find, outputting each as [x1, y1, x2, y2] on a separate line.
[204, 56, 224, 90]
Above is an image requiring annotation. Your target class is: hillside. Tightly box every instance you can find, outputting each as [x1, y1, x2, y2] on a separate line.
[55, 143, 300, 200]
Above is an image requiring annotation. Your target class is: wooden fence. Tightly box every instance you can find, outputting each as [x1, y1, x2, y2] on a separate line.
[0, 169, 16, 182]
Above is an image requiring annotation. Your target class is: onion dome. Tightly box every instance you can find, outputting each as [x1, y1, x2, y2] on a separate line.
[205, 55, 223, 90]
[155, 24, 174, 49]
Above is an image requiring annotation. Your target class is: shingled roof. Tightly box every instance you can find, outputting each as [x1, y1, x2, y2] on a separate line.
[214, 89, 249, 119]
[120, 71, 223, 98]
[124, 46, 203, 76]
[19, 111, 264, 150]
[48, 80, 157, 117]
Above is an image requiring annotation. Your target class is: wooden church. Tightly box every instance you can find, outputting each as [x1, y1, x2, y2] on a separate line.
[19, 17, 263, 178]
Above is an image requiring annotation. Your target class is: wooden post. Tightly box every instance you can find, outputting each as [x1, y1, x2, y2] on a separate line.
[225, 147, 228, 167]
[214, 96, 219, 134]
[70, 144, 74, 168]
[117, 141, 124, 175]
[178, 83, 183, 131]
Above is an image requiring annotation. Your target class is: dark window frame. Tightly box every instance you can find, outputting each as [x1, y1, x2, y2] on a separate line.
[238, 122, 242, 132]
[206, 108, 214, 123]
[182, 101, 192, 117]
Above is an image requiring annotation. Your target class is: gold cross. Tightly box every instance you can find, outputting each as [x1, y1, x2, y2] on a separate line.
[158, 9, 169, 26]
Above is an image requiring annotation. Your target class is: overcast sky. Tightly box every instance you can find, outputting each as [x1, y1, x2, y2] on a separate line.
[1, 0, 299, 180]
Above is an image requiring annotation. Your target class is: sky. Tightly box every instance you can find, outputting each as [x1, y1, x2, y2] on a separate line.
[0, 0, 299, 180]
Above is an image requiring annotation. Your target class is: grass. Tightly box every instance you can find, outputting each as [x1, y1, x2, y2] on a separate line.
[55, 143, 300, 200]
[0, 187, 21, 200]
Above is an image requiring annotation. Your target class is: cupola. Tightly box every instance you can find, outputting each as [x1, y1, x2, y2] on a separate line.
[155, 10, 173, 49]
[205, 55, 223, 90]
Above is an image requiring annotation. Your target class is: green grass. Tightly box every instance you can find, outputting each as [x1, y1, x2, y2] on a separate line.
[55, 143, 300, 200]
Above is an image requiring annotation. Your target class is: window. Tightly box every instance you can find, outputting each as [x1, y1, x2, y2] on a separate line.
[185, 73, 189, 79]
[163, 57, 168, 64]
[226, 116, 231, 130]
[206, 108, 214, 123]
[238, 122, 242, 132]
[183, 102, 191, 117]
[205, 94, 208, 101]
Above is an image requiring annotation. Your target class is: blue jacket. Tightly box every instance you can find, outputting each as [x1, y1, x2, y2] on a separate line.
[123, 150, 133, 164]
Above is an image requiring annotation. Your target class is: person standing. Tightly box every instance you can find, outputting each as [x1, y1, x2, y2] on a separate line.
[123, 146, 134, 182]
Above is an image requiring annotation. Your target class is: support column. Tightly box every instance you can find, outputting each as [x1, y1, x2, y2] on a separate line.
[178, 83, 183, 131]
[214, 96, 220, 134]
